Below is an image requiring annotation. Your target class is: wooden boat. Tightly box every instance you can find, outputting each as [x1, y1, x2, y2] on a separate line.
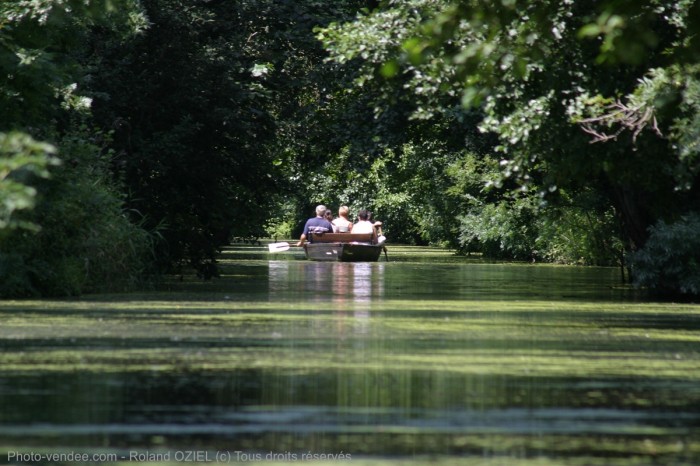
[304, 232, 385, 262]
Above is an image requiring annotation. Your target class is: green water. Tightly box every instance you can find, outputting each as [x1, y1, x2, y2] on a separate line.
[1, 245, 699, 465]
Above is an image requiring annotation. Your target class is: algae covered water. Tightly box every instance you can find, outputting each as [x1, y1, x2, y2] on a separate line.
[0, 245, 699, 465]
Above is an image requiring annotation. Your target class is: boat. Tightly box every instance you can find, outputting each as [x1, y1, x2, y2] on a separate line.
[304, 232, 385, 262]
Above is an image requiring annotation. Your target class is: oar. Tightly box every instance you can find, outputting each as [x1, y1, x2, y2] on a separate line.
[268, 242, 291, 253]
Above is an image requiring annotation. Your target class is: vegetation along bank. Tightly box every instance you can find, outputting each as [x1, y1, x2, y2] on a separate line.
[1, 0, 698, 298]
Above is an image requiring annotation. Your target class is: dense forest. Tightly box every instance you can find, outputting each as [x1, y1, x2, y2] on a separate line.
[1, 0, 699, 297]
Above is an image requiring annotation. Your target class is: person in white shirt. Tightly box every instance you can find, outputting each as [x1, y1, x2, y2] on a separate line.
[352, 209, 376, 234]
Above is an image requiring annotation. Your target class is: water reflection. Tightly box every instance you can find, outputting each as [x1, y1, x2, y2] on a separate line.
[268, 261, 385, 338]
[0, 250, 698, 464]
[268, 261, 384, 304]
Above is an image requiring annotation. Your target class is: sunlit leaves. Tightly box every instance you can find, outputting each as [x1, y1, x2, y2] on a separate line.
[0, 0, 147, 129]
[0, 132, 59, 231]
[480, 92, 552, 150]
[251, 63, 273, 78]
[667, 65, 700, 189]
[380, 59, 400, 78]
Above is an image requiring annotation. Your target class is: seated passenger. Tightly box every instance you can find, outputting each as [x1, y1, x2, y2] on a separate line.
[324, 209, 337, 232]
[368, 211, 383, 232]
[352, 209, 376, 236]
[368, 211, 386, 244]
[296, 205, 335, 246]
[332, 205, 353, 233]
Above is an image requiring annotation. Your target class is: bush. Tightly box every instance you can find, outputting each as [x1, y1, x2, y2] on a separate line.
[0, 127, 154, 297]
[535, 205, 622, 266]
[628, 212, 700, 297]
[457, 190, 623, 265]
[458, 197, 539, 260]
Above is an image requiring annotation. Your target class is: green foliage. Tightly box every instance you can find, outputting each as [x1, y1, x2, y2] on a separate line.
[0, 0, 148, 130]
[458, 196, 539, 260]
[0, 0, 153, 297]
[4, 0, 697, 297]
[86, 0, 369, 276]
[457, 197, 622, 265]
[87, 0, 274, 274]
[394, 0, 700, 249]
[535, 197, 623, 266]
[451, 151, 622, 263]
[314, 0, 700, 297]
[629, 212, 700, 297]
[308, 3, 491, 245]
[0, 132, 60, 231]
[667, 65, 700, 189]
[0, 126, 154, 297]
[265, 200, 299, 240]
[300, 139, 473, 245]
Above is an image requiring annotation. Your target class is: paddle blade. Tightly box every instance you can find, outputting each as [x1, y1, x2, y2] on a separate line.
[268, 242, 290, 253]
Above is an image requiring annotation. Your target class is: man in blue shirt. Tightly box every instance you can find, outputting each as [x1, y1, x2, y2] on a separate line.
[296, 205, 335, 247]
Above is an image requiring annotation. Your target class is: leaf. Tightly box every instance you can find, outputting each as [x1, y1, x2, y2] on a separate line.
[380, 60, 399, 78]
[578, 24, 601, 39]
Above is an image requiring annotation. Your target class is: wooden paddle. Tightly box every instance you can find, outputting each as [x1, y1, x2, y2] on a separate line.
[268, 242, 291, 253]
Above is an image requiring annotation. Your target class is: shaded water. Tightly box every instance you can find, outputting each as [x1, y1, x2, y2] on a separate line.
[1, 245, 699, 465]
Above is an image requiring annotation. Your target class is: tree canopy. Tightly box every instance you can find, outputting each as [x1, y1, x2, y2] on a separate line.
[1, 0, 699, 297]
[318, 0, 700, 291]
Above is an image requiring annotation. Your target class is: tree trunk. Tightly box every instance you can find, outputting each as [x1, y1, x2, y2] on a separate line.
[609, 183, 652, 252]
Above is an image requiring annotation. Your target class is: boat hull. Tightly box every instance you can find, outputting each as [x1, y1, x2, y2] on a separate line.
[304, 242, 383, 262]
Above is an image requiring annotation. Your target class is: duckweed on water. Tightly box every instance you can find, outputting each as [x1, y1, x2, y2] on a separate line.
[1, 246, 699, 464]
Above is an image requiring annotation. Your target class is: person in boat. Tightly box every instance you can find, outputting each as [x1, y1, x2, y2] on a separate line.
[368, 211, 383, 233]
[296, 204, 335, 247]
[352, 209, 377, 240]
[332, 205, 353, 233]
[324, 209, 337, 232]
[368, 211, 386, 244]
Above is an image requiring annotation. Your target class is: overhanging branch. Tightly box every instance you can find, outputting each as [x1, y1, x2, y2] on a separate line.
[578, 100, 662, 144]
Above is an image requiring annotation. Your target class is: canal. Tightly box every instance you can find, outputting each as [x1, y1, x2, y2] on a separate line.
[0, 244, 699, 465]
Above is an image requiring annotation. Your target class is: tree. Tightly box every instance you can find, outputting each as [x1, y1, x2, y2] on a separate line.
[88, 0, 371, 275]
[318, 0, 700, 291]
[0, 0, 153, 297]
[0, 0, 147, 233]
[307, 2, 492, 244]
[399, 0, 700, 248]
